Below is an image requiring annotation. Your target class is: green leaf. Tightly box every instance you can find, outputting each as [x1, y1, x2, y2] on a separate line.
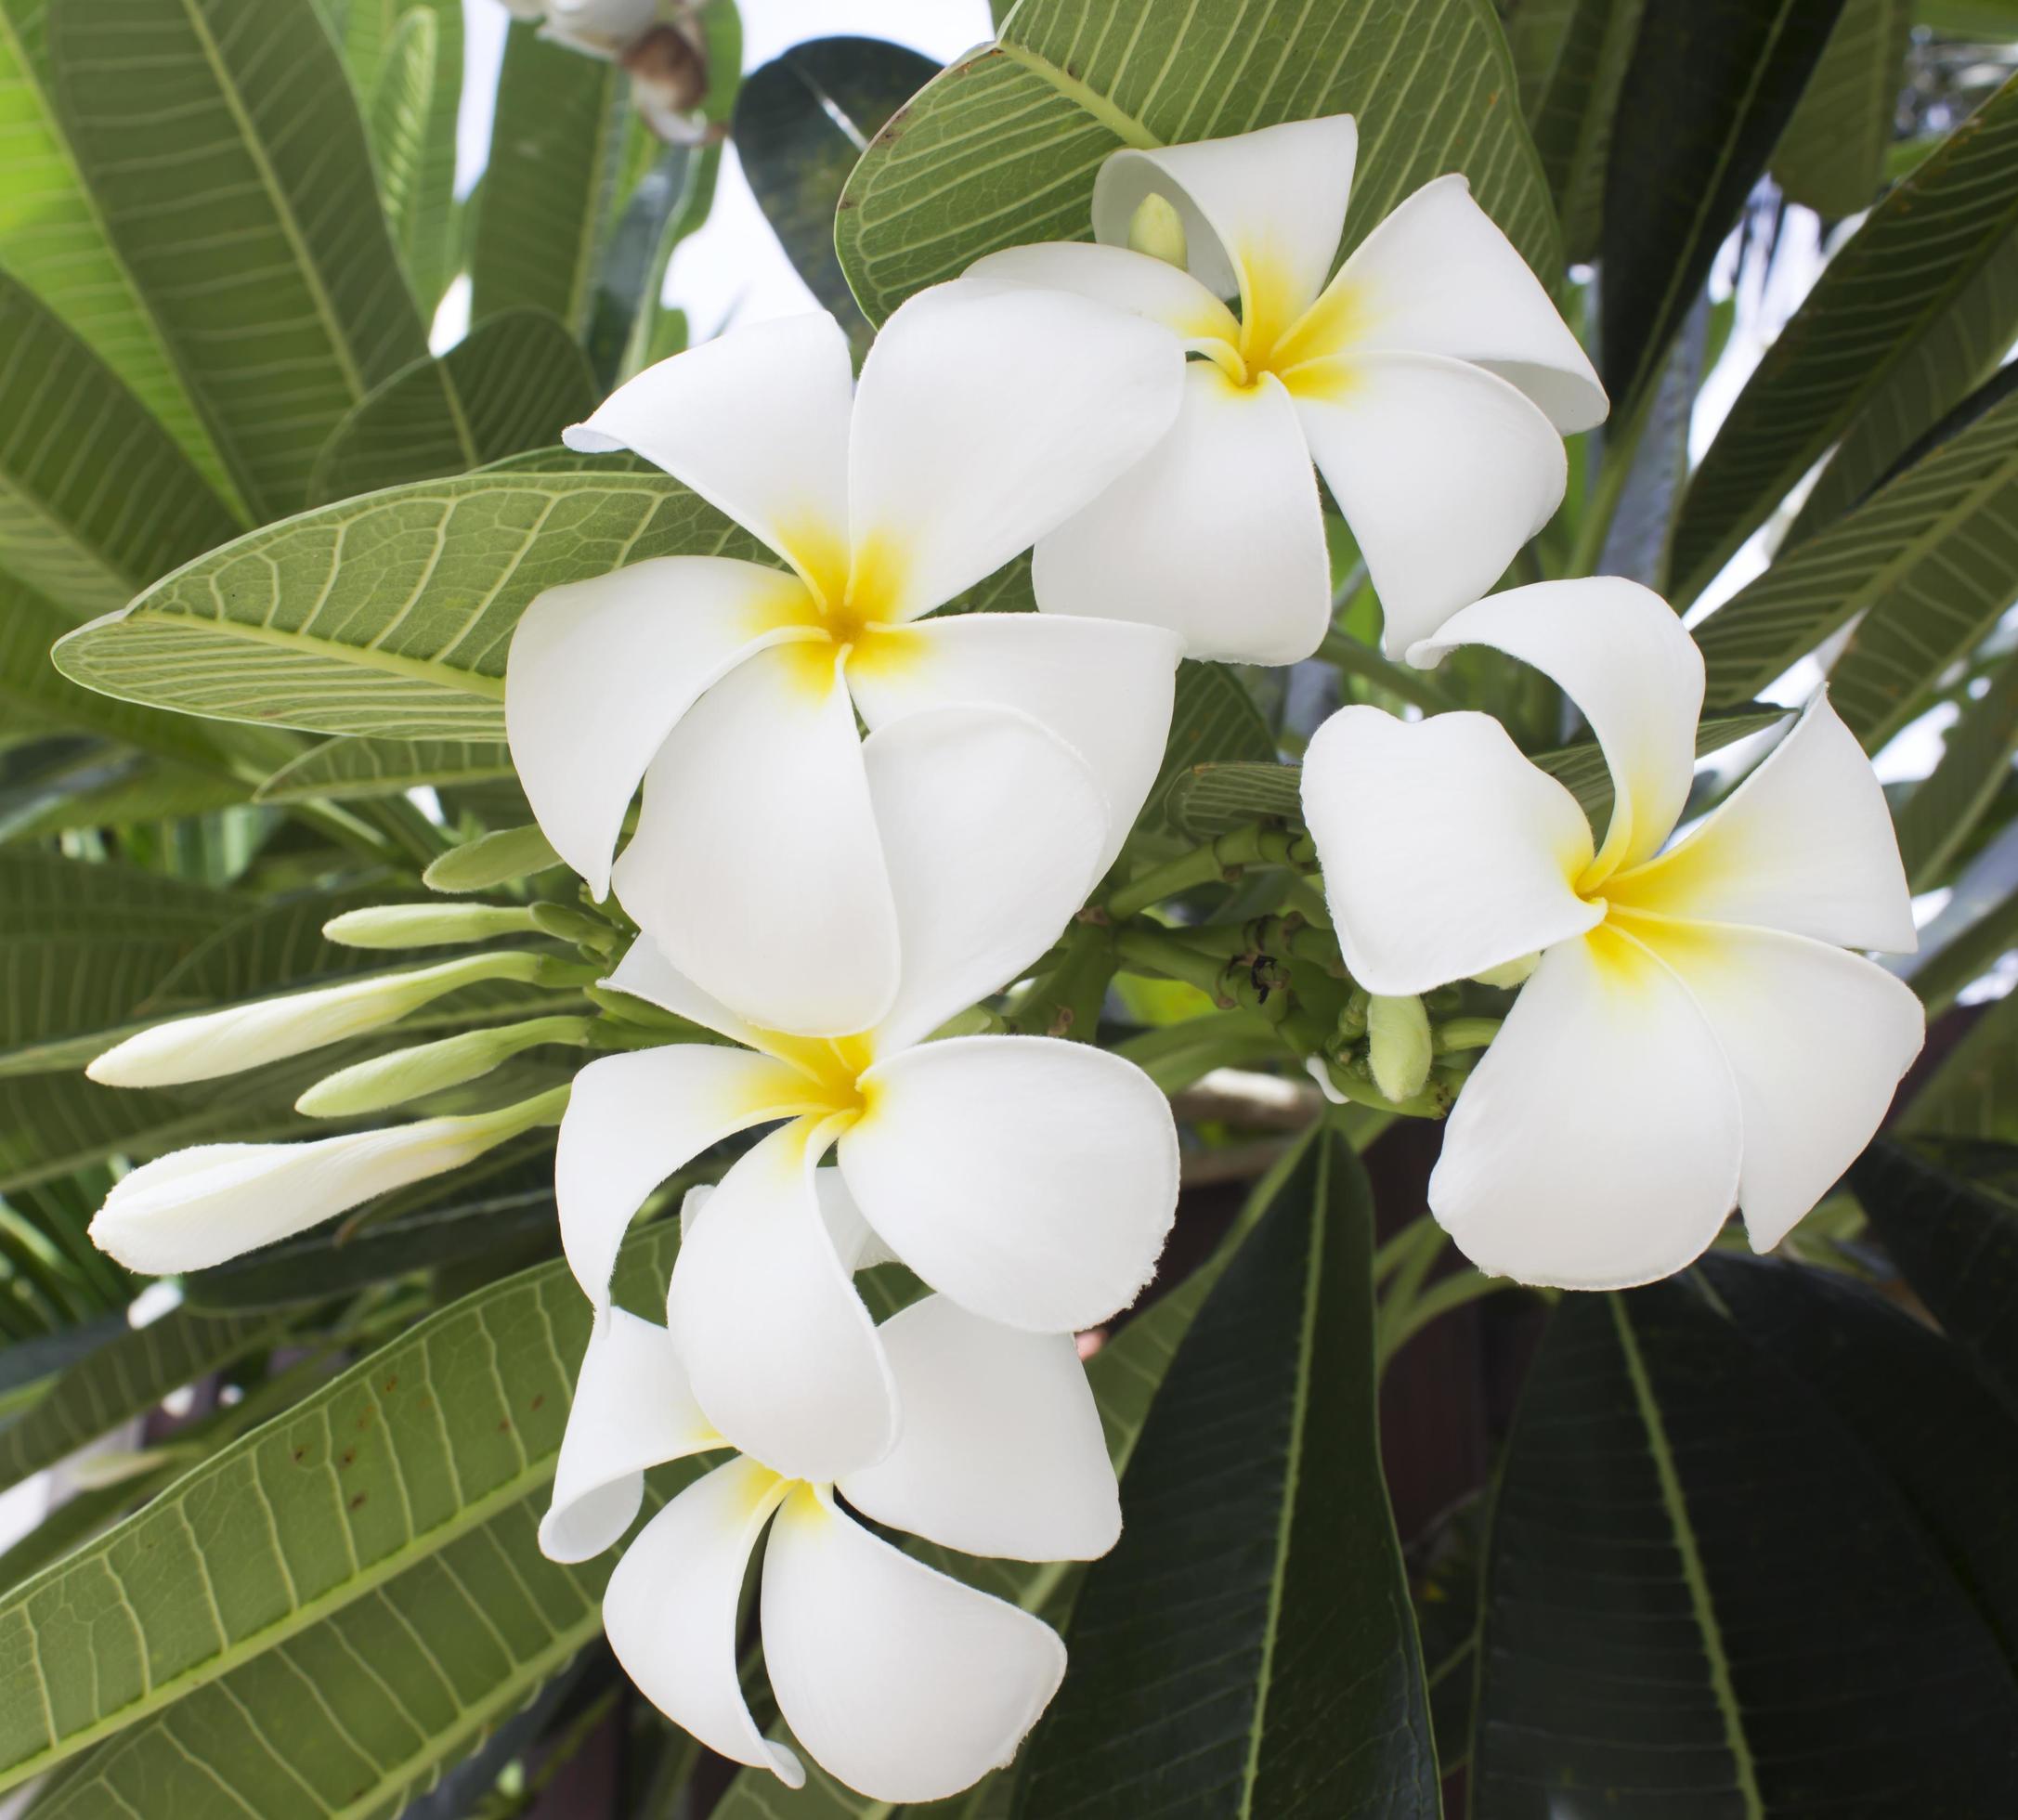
[365, 2, 462, 317]
[1012, 1129, 1438, 1816]
[1470, 1266, 2018, 1811]
[836, 0, 1562, 327]
[0, 0, 242, 515]
[0, 1306, 281, 1496]
[1694, 377, 2018, 726]
[1852, 1137, 2018, 1411]
[1673, 72, 2018, 601]
[735, 36, 939, 343]
[1894, 645, 2018, 890]
[256, 736, 515, 804]
[49, 0, 430, 520]
[0, 1219, 685, 1796]
[1521, 0, 1647, 261]
[1899, 993, 2018, 1139]
[469, 20, 626, 334]
[1771, 0, 1911, 215]
[307, 308, 598, 506]
[1145, 662, 1278, 839]
[52, 469, 764, 739]
[1598, 0, 1846, 411]
[0, 270, 241, 619]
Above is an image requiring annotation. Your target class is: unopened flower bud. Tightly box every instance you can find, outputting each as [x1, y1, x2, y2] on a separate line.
[1471, 953, 1539, 991]
[87, 952, 549, 1088]
[1366, 993, 1432, 1104]
[1126, 192, 1188, 268]
[298, 1016, 591, 1118]
[423, 825, 562, 895]
[323, 904, 539, 949]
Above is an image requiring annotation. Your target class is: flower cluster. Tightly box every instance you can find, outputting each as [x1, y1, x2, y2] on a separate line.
[83, 111, 1921, 1799]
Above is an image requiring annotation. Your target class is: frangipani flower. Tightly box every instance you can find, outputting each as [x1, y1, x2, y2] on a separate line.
[1302, 578, 1923, 1289]
[508, 284, 1186, 1037]
[89, 1089, 569, 1275]
[557, 707, 1178, 1483]
[964, 114, 1607, 664]
[540, 1283, 1115, 1800]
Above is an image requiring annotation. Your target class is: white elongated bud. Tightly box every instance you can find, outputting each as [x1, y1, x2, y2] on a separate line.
[1471, 952, 1539, 991]
[297, 1016, 592, 1118]
[89, 1087, 571, 1276]
[1126, 192, 1188, 268]
[1366, 994, 1433, 1104]
[323, 904, 539, 949]
[87, 953, 548, 1088]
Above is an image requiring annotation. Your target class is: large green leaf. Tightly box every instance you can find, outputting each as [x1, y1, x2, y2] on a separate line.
[1470, 1265, 2018, 1812]
[1598, 0, 1846, 411]
[1012, 1129, 1438, 1816]
[0, 1306, 280, 1495]
[735, 37, 939, 345]
[365, 2, 462, 317]
[1144, 661, 1279, 840]
[1771, 0, 1910, 215]
[1694, 377, 2018, 724]
[49, 0, 430, 520]
[1673, 73, 2018, 601]
[1898, 994, 2018, 1140]
[0, 0, 241, 514]
[0, 271, 240, 619]
[1520, 0, 1646, 261]
[835, 0, 1561, 327]
[256, 736, 515, 803]
[1853, 1138, 2018, 1410]
[308, 308, 598, 506]
[1894, 645, 2018, 889]
[52, 468, 764, 739]
[0, 1220, 685, 1795]
[469, 20, 626, 334]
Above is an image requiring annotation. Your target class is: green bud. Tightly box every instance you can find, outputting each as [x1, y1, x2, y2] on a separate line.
[529, 903, 612, 950]
[297, 1016, 592, 1119]
[423, 825, 563, 895]
[324, 904, 538, 949]
[1126, 191, 1189, 267]
[1471, 952, 1539, 991]
[1366, 993, 1432, 1104]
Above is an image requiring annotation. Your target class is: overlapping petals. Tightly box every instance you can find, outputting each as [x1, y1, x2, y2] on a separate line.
[508, 288, 1184, 1031]
[1304, 577, 1922, 1288]
[541, 1293, 1109, 1800]
[966, 112, 1604, 662]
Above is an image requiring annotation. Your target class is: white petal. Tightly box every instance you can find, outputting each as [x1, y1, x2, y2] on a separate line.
[540, 1309, 718, 1564]
[762, 1484, 1065, 1804]
[960, 241, 1237, 347]
[857, 706, 1109, 1053]
[556, 1045, 818, 1311]
[1092, 115, 1360, 335]
[845, 283, 1184, 619]
[89, 1120, 501, 1275]
[1410, 578, 1704, 882]
[1605, 694, 1917, 952]
[848, 612, 1178, 875]
[840, 1035, 1177, 1331]
[666, 1121, 897, 1483]
[839, 1294, 1119, 1562]
[1302, 706, 1601, 995]
[602, 935, 765, 1051]
[505, 558, 814, 898]
[1033, 363, 1331, 666]
[1618, 914, 1925, 1252]
[563, 313, 853, 585]
[683, 1166, 895, 1269]
[614, 644, 902, 1036]
[1430, 924, 1743, 1290]
[1330, 175, 1607, 432]
[1292, 352, 1567, 656]
[605, 1458, 804, 1787]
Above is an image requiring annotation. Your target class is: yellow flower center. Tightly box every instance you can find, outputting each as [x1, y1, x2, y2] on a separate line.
[1187, 242, 1368, 403]
[759, 521, 923, 696]
[754, 1029, 879, 1130]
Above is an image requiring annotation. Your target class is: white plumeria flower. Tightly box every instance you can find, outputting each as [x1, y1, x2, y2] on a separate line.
[1301, 578, 1924, 1289]
[494, 0, 656, 58]
[557, 707, 1178, 1484]
[540, 1284, 1114, 1800]
[963, 113, 1607, 665]
[89, 1090, 567, 1275]
[507, 285, 1186, 1037]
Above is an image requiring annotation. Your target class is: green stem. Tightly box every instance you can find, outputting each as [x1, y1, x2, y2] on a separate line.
[1378, 1267, 1515, 1371]
[1567, 384, 1653, 578]
[1104, 823, 1316, 920]
[1008, 918, 1116, 1038]
[1112, 923, 1236, 1006]
[1318, 625, 1462, 713]
[1434, 1017, 1503, 1054]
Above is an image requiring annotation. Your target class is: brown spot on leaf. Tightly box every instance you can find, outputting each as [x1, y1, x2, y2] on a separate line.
[349, 1492, 368, 1511]
[340, 1448, 356, 1468]
[531, 1394, 546, 1411]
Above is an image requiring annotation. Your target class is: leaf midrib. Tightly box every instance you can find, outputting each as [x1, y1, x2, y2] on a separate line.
[994, 39, 1162, 150]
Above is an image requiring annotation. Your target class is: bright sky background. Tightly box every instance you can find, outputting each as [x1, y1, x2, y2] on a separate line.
[450, 0, 993, 338]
